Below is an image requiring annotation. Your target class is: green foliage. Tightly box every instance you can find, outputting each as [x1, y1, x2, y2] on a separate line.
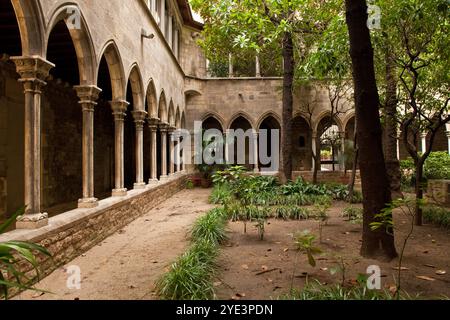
[0, 207, 52, 300]
[186, 179, 195, 190]
[212, 165, 246, 186]
[157, 207, 228, 300]
[424, 152, 450, 180]
[191, 209, 228, 245]
[294, 230, 322, 268]
[155, 239, 218, 300]
[423, 205, 450, 228]
[209, 184, 233, 205]
[342, 206, 363, 224]
[281, 280, 398, 300]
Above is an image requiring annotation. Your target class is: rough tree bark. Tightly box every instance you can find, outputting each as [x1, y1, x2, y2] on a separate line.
[280, 32, 294, 183]
[345, 0, 397, 259]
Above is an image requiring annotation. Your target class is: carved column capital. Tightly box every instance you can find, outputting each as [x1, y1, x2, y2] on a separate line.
[159, 122, 170, 132]
[110, 100, 129, 120]
[148, 117, 160, 131]
[132, 110, 148, 129]
[75, 85, 102, 112]
[11, 56, 54, 84]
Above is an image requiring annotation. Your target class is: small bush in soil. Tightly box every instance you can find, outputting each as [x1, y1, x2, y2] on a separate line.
[423, 205, 450, 228]
[191, 208, 228, 245]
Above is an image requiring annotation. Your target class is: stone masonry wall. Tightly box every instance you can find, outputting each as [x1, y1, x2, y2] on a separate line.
[0, 175, 190, 284]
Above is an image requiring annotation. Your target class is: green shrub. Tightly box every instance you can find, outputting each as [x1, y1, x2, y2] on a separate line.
[423, 205, 450, 228]
[209, 184, 233, 205]
[155, 240, 218, 300]
[191, 209, 228, 245]
[342, 206, 363, 224]
[424, 152, 450, 180]
[186, 179, 195, 190]
[281, 280, 399, 300]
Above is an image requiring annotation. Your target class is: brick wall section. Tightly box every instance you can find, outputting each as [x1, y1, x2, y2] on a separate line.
[0, 175, 191, 283]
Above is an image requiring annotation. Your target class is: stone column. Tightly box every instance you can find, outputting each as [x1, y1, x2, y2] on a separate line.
[447, 132, 450, 156]
[255, 56, 261, 78]
[74, 85, 102, 208]
[148, 118, 159, 184]
[253, 131, 259, 172]
[339, 131, 346, 171]
[159, 123, 169, 180]
[168, 15, 173, 49]
[160, 0, 166, 35]
[176, 133, 182, 173]
[228, 53, 234, 78]
[12, 56, 54, 229]
[168, 126, 176, 177]
[110, 100, 129, 196]
[132, 110, 147, 189]
[311, 131, 318, 172]
[224, 129, 231, 164]
[421, 132, 427, 154]
[174, 29, 179, 59]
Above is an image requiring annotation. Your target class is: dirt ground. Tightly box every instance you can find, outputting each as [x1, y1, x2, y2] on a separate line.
[215, 201, 450, 300]
[15, 188, 214, 300]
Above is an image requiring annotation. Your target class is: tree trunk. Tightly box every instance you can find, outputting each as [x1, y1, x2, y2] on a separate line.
[384, 49, 402, 199]
[345, 0, 397, 260]
[415, 161, 424, 226]
[280, 32, 294, 184]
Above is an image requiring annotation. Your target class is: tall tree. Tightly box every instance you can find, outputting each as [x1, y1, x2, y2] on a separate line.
[389, 0, 449, 225]
[190, 0, 332, 183]
[345, 0, 397, 259]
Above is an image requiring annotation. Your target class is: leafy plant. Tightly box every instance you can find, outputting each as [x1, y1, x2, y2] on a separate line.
[342, 206, 363, 224]
[294, 230, 322, 268]
[312, 204, 330, 243]
[423, 205, 450, 228]
[0, 207, 52, 300]
[209, 184, 233, 205]
[424, 152, 450, 180]
[253, 208, 270, 241]
[191, 209, 228, 245]
[281, 279, 398, 300]
[186, 179, 195, 190]
[371, 197, 424, 300]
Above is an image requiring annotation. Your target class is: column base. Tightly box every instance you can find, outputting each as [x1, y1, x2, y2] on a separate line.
[253, 168, 260, 173]
[112, 188, 128, 197]
[148, 178, 159, 185]
[134, 182, 146, 190]
[159, 175, 169, 182]
[78, 197, 99, 208]
[16, 213, 49, 230]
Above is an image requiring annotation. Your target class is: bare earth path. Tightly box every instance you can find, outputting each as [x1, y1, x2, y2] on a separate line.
[15, 188, 213, 300]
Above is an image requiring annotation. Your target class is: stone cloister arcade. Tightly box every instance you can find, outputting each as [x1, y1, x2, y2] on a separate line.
[0, 0, 188, 229]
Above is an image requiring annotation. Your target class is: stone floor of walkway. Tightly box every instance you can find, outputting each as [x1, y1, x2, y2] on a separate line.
[15, 188, 213, 300]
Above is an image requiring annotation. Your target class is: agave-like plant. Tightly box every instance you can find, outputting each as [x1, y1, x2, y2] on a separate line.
[0, 208, 52, 300]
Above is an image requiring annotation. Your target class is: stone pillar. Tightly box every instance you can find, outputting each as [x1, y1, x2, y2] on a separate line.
[132, 110, 147, 189]
[168, 126, 176, 177]
[12, 56, 54, 229]
[228, 53, 234, 78]
[160, 123, 169, 180]
[255, 56, 261, 78]
[176, 133, 182, 173]
[447, 132, 450, 156]
[174, 29, 179, 59]
[148, 118, 159, 183]
[160, 0, 166, 35]
[421, 132, 427, 154]
[224, 129, 231, 164]
[110, 100, 129, 196]
[253, 131, 259, 172]
[339, 131, 346, 171]
[168, 15, 173, 49]
[74, 85, 102, 208]
[312, 131, 318, 172]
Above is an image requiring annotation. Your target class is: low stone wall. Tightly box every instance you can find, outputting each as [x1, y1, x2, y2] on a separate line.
[0, 174, 190, 282]
[294, 171, 361, 187]
[428, 180, 450, 206]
